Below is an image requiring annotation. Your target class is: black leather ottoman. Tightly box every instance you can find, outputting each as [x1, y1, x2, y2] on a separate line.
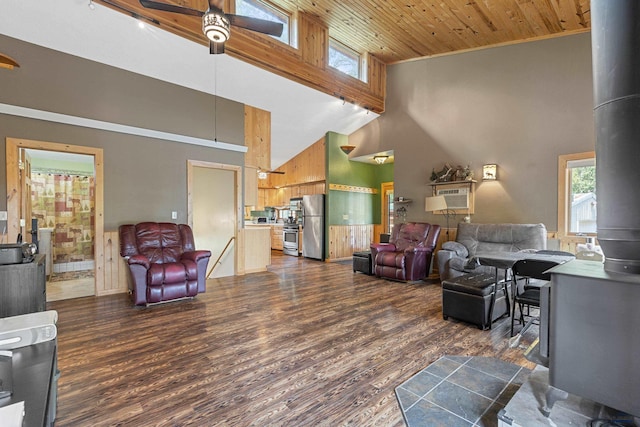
[353, 251, 373, 275]
[442, 273, 508, 330]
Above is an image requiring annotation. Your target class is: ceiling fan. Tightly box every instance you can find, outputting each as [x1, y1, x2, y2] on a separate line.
[139, 0, 284, 54]
[257, 168, 284, 179]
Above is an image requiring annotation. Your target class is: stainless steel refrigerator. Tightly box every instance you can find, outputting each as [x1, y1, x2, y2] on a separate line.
[302, 194, 324, 260]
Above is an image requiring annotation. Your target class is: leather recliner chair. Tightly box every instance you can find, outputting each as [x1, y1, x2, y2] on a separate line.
[370, 222, 441, 282]
[119, 222, 212, 306]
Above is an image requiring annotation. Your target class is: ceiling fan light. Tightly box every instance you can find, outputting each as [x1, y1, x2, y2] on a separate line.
[203, 12, 230, 43]
[374, 155, 388, 164]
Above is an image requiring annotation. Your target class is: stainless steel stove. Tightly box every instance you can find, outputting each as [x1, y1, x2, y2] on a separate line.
[283, 224, 300, 256]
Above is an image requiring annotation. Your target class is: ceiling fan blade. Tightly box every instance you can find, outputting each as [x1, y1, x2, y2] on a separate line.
[227, 14, 284, 37]
[139, 0, 203, 17]
[210, 41, 225, 55]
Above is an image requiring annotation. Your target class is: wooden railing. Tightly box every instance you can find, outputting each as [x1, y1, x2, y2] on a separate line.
[207, 237, 236, 279]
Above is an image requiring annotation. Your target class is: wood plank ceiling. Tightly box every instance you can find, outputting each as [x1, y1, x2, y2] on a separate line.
[295, 0, 591, 64]
[102, 0, 591, 64]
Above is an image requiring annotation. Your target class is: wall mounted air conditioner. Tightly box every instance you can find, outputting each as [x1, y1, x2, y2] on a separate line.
[436, 187, 469, 210]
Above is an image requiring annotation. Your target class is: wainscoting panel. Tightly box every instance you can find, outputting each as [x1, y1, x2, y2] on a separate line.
[98, 231, 128, 296]
[328, 225, 374, 260]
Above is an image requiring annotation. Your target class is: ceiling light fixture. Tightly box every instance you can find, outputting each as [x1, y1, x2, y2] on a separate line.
[203, 12, 230, 43]
[340, 145, 356, 155]
[0, 53, 19, 70]
[374, 155, 388, 164]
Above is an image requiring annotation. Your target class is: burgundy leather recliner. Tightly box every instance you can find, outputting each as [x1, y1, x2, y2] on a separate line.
[370, 222, 441, 282]
[119, 222, 212, 306]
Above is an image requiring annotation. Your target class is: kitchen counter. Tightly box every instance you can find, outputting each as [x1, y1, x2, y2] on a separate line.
[240, 227, 271, 273]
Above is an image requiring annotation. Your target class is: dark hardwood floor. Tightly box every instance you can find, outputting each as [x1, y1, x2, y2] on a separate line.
[48, 252, 536, 426]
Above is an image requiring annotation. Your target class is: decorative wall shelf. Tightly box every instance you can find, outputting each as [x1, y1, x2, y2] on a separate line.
[429, 179, 477, 186]
[394, 198, 412, 204]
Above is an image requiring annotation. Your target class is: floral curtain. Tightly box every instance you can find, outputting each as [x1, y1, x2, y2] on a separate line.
[31, 173, 95, 264]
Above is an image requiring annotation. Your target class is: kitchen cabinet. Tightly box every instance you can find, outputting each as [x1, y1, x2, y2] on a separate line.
[0, 254, 46, 318]
[244, 166, 258, 207]
[260, 181, 326, 209]
[257, 189, 267, 210]
[271, 225, 283, 250]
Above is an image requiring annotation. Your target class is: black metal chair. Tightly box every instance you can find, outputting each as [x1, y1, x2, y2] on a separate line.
[510, 259, 561, 338]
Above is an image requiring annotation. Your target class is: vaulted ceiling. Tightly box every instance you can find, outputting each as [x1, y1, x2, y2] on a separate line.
[2, 1, 591, 168]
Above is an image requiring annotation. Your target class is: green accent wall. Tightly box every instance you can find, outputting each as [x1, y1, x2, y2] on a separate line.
[325, 131, 394, 256]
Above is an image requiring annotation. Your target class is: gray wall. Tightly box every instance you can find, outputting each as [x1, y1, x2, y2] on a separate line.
[349, 33, 595, 231]
[0, 35, 245, 230]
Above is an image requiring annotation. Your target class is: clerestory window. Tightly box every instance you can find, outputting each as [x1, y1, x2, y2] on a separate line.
[235, 0, 293, 46]
[328, 38, 363, 81]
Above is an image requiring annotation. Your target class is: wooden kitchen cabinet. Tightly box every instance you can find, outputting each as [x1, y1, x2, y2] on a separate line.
[271, 225, 283, 250]
[0, 254, 46, 318]
[257, 189, 267, 210]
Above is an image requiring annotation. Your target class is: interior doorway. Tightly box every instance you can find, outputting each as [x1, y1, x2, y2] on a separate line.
[6, 138, 105, 301]
[187, 160, 240, 278]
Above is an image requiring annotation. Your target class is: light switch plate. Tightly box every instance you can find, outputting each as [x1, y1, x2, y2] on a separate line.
[171, 211, 178, 220]
[0, 211, 7, 221]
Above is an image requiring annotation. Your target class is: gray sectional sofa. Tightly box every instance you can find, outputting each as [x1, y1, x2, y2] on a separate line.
[436, 223, 548, 282]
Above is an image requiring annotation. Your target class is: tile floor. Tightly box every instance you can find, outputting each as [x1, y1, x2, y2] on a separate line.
[47, 270, 95, 301]
[499, 365, 639, 427]
[395, 355, 531, 427]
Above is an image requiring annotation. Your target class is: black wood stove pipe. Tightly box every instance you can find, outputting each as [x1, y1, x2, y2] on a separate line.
[592, 0, 640, 274]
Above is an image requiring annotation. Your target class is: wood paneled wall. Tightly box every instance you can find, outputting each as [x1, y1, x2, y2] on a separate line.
[262, 137, 326, 188]
[244, 105, 271, 170]
[299, 13, 327, 69]
[98, 231, 129, 296]
[328, 225, 374, 259]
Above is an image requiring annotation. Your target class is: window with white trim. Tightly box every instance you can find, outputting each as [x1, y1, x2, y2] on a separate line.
[328, 38, 362, 80]
[558, 152, 597, 235]
[235, 0, 292, 46]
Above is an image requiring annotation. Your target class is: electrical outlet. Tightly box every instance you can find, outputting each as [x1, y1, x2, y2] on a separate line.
[171, 211, 178, 220]
[0, 211, 7, 221]
[342, 214, 349, 220]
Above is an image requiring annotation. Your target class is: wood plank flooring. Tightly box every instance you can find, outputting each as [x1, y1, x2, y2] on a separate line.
[48, 252, 536, 426]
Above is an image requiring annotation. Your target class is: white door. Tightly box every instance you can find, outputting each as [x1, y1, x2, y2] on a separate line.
[192, 166, 236, 278]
